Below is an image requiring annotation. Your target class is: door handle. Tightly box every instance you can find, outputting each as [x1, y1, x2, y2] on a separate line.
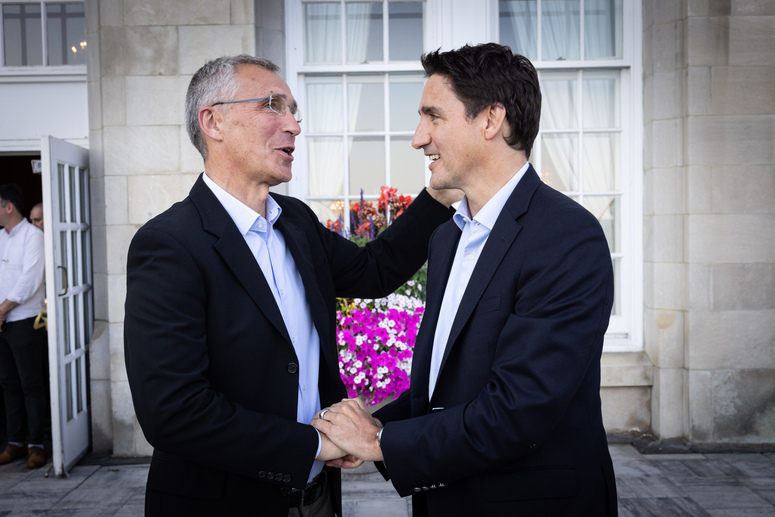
[58, 265, 68, 296]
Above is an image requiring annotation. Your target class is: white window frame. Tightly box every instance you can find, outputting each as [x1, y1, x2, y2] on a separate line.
[285, 0, 642, 350]
[0, 0, 87, 74]
[493, 0, 642, 350]
[285, 0, 435, 230]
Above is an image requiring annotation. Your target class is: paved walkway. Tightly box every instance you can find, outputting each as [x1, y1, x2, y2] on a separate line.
[0, 444, 773, 516]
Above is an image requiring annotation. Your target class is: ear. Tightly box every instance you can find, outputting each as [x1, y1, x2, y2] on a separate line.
[199, 106, 224, 143]
[482, 103, 507, 141]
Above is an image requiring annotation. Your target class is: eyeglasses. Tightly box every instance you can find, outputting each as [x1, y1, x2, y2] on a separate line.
[211, 93, 302, 122]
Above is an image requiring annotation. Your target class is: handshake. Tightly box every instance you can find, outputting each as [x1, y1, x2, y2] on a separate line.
[311, 398, 384, 469]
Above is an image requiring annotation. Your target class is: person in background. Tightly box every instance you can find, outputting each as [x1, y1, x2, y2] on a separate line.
[124, 55, 456, 516]
[0, 184, 48, 469]
[29, 203, 44, 232]
[313, 43, 617, 516]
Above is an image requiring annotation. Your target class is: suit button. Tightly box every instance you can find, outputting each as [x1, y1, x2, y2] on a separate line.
[280, 487, 291, 496]
[288, 363, 298, 374]
[413, 487, 422, 493]
[283, 474, 292, 483]
[258, 471, 266, 479]
[267, 472, 275, 480]
[422, 486, 430, 491]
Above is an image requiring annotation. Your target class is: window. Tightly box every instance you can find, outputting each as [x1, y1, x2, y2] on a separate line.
[499, 0, 640, 347]
[287, 0, 427, 228]
[1, 1, 86, 67]
[287, 0, 642, 348]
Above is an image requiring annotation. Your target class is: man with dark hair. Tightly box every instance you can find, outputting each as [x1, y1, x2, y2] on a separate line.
[124, 55, 456, 516]
[0, 184, 48, 469]
[313, 43, 618, 516]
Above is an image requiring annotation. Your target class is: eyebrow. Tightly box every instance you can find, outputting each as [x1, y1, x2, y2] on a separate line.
[419, 106, 440, 116]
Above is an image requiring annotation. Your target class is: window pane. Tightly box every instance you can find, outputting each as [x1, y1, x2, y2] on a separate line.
[541, 133, 578, 191]
[46, 3, 86, 66]
[309, 200, 345, 228]
[542, 0, 580, 61]
[583, 70, 620, 129]
[58, 163, 67, 221]
[71, 231, 79, 286]
[349, 136, 385, 195]
[63, 296, 71, 355]
[388, 2, 423, 61]
[611, 257, 621, 315]
[583, 132, 620, 191]
[390, 136, 425, 194]
[585, 0, 622, 59]
[540, 71, 578, 130]
[583, 196, 619, 253]
[65, 362, 73, 420]
[308, 137, 344, 196]
[348, 76, 384, 132]
[390, 74, 424, 131]
[3, 4, 42, 66]
[305, 3, 341, 64]
[498, 0, 537, 60]
[347, 2, 383, 63]
[306, 76, 344, 133]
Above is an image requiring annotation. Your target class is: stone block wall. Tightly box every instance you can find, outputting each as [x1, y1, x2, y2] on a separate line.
[86, 0, 257, 456]
[644, 0, 775, 444]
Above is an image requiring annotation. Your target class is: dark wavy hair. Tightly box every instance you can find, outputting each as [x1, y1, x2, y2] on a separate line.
[420, 43, 541, 159]
[0, 183, 25, 216]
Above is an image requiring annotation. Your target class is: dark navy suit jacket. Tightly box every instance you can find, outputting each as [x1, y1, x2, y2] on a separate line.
[375, 166, 618, 516]
[124, 175, 453, 516]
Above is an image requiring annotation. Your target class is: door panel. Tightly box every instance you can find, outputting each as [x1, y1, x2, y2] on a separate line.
[40, 136, 92, 476]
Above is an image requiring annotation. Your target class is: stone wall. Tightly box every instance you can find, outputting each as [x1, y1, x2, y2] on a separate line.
[86, 0, 257, 456]
[643, 0, 775, 444]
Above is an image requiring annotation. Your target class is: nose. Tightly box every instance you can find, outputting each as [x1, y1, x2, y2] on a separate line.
[284, 111, 301, 137]
[412, 120, 429, 149]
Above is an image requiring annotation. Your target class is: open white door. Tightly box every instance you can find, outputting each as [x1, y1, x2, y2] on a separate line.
[40, 136, 92, 476]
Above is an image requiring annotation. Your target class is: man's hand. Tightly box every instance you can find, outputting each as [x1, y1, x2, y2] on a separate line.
[313, 417, 365, 469]
[426, 186, 464, 208]
[316, 431, 347, 462]
[312, 399, 384, 462]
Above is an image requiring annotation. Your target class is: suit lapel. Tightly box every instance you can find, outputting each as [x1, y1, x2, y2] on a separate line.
[189, 176, 292, 344]
[410, 220, 460, 415]
[433, 167, 543, 389]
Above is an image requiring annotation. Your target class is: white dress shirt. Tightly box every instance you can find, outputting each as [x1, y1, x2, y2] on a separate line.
[203, 173, 324, 481]
[428, 162, 530, 398]
[0, 218, 45, 322]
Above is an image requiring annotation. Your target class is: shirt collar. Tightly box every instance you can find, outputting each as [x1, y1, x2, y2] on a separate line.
[453, 161, 531, 231]
[202, 172, 282, 235]
[4, 217, 31, 237]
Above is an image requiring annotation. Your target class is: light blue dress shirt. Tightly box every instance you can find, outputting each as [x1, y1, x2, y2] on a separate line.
[202, 173, 324, 481]
[428, 162, 530, 398]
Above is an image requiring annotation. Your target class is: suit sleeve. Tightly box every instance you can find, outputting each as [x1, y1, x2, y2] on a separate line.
[378, 205, 614, 496]
[124, 226, 319, 488]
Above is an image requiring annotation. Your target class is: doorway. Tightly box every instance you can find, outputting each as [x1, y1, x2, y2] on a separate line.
[0, 152, 48, 454]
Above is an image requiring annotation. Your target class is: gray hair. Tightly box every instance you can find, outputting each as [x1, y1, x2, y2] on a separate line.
[185, 55, 280, 160]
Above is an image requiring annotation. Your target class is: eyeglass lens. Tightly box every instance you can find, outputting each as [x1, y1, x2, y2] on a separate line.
[269, 95, 302, 122]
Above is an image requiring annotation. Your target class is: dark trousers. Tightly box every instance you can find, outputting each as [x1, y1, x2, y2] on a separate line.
[0, 317, 48, 444]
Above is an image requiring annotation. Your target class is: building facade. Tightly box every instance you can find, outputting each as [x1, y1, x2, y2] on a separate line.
[1, 0, 773, 463]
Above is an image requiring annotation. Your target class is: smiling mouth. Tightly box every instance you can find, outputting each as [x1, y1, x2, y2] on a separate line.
[428, 154, 440, 161]
[279, 147, 294, 157]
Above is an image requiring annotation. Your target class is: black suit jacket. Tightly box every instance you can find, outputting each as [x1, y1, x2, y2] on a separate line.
[124, 175, 453, 516]
[375, 166, 618, 516]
